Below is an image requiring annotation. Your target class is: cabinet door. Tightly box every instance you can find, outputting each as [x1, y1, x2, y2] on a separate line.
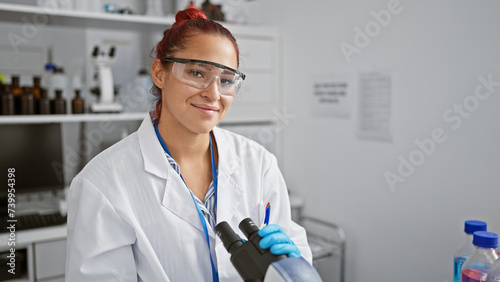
[34, 239, 67, 281]
[233, 72, 274, 106]
[237, 38, 274, 70]
[226, 35, 279, 122]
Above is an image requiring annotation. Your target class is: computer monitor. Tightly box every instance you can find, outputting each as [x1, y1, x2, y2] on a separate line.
[0, 123, 65, 212]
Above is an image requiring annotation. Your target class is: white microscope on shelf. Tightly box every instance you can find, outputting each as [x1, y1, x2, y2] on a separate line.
[90, 45, 123, 113]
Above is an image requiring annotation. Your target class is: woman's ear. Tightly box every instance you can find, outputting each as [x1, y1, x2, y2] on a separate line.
[151, 59, 166, 89]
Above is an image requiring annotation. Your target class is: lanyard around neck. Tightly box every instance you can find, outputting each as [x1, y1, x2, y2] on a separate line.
[154, 122, 219, 282]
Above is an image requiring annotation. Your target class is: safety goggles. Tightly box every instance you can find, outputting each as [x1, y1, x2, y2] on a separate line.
[163, 57, 246, 96]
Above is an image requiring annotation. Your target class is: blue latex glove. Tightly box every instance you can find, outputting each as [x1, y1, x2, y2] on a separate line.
[258, 224, 301, 258]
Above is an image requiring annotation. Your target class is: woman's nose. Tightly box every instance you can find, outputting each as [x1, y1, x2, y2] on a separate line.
[202, 77, 221, 101]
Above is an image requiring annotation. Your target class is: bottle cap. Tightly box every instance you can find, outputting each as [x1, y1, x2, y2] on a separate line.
[473, 231, 499, 249]
[464, 220, 487, 234]
[45, 63, 56, 71]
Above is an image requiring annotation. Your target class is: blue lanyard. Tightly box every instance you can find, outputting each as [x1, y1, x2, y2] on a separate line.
[154, 122, 219, 282]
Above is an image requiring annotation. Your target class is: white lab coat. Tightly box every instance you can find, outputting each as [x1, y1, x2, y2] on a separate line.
[65, 115, 312, 281]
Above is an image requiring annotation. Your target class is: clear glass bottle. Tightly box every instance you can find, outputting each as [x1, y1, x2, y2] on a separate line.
[454, 220, 488, 282]
[1, 85, 14, 115]
[21, 86, 35, 115]
[71, 89, 85, 114]
[487, 258, 500, 282]
[462, 231, 499, 282]
[53, 89, 66, 114]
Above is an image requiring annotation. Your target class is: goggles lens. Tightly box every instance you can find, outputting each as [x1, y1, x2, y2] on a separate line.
[163, 57, 245, 96]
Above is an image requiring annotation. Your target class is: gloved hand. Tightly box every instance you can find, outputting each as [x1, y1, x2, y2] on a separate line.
[258, 224, 301, 258]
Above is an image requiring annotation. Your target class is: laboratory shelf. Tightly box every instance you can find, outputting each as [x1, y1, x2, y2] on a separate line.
[0, 3, 175, 31]
[0, 112, 148, 124]
[0, 3, 277, 35]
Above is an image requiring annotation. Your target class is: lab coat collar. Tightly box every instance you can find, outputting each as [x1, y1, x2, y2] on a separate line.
[138, 115, 202, 231]
[211, 126, 244, 226]
[138, 116, 243, 237]
[138, 114, 170, 179]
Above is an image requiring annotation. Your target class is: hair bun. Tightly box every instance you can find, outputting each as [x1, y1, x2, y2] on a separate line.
[174, 5, 207, 27]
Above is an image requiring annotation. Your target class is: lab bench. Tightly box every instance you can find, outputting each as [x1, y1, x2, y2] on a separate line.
[290, 195, 346, 282]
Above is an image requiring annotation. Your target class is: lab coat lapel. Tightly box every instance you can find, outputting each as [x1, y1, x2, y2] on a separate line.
[212, 127, 243, 226]
[138, 115, 204, 233]
[162, 168, 205, 233]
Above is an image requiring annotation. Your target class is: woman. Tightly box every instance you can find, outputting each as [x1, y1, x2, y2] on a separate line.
[66, 7, 312, 281]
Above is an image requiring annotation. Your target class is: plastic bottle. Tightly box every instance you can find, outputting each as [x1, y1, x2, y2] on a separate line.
[454, 220, 488, 282]
[462, 231, 499, 282]
[487, 258, 500, 282]
[43, 63, 56, 98]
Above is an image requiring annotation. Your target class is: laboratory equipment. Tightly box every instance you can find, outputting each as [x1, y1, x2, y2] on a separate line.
[21, 87, 35, 115]
[0, 123, 66, 231]
[10, 75, 22, 114]
[42, 62, 56, 97]
[299, 216, 346, 282]
[1, 85, 14, 115]
[39, 89, 51, 114]
[215, 218, 322, 282]
[123, 69, 153, 112]
[72, 89, 85, 114]
[51, 67, 68, 95]
[454, 220, 488, 282]
[31, 76, 42, 100]
[487, 257, 500, 282]
[90, 45, 122, 113]
[53, 90, 67, 114]
[462, 231, 499, 282]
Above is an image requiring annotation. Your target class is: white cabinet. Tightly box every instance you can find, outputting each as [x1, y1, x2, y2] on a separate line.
[0, 225, 67, 282]
[34, 239, 66, 281]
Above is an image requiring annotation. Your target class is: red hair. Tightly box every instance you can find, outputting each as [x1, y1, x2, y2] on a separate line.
[150, 7, 240, 120]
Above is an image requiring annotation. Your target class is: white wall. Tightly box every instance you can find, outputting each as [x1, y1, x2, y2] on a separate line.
[249, 0, 500, 281]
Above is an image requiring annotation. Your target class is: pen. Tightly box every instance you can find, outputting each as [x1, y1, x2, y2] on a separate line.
[261, 202, 271, 228]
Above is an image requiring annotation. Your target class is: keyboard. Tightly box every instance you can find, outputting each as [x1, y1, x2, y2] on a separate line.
[1, 213, 67, 233]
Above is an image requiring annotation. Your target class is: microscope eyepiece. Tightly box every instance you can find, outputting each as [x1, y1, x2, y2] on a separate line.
[91, 46, 99, 57]
[238, 218, 260, 239]
[215, 221, 243, 254]
[109, 46, 116, 58]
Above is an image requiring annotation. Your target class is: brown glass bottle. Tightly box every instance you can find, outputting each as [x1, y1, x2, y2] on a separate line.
[38, 89, 51, 114]
[31, 76, 42, 100]
[21, 86, 35, 115]
[0, 82, 3, 113]
[1, 85, 14, 115]
[53, 89, 66, 114]
[71, 89, 85, 114]
[11, 75, 22, 114]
